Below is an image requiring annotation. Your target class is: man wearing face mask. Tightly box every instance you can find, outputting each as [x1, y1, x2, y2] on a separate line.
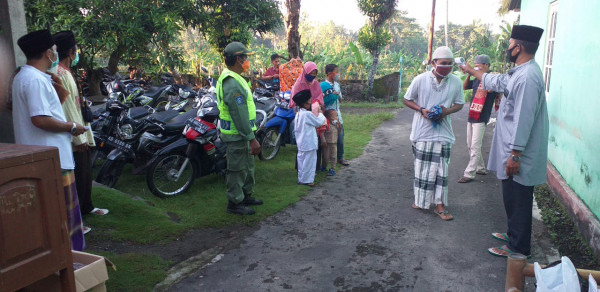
[53, 31, 109, 231]
[12, 30, 87, 250]
[403, 46, 465, 221]
[216, 42, 262, 215]
[458, 55, 502, 183]
[461, 25, 548, 258]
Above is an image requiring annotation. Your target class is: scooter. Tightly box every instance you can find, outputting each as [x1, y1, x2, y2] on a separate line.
[256, 91, 295, 160]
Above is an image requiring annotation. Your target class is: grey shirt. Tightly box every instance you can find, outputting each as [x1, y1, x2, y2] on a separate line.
[404, 71, 465, 144]
[482, 60, 549, 186]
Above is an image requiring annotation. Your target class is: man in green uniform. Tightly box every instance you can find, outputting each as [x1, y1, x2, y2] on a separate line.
[217, 42, 263, 215]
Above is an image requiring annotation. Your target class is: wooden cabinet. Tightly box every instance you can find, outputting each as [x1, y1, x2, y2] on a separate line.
[0, 143, 75, 292]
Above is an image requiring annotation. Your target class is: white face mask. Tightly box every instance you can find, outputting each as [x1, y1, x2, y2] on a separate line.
[47, 50, 59, 74]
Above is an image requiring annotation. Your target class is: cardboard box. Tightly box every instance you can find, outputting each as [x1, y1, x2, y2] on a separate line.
[72, 251, 110, 292]
[23, 251, 112, 292]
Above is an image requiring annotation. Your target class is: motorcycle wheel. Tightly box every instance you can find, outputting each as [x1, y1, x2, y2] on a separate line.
[146, 153, 196, 198]
[95, 159, 125, 188]
[258, 127, 281, 161]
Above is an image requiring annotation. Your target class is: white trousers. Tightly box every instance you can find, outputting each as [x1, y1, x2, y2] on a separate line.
[463, 122, 487, 178]
[297, 150, 317, 183]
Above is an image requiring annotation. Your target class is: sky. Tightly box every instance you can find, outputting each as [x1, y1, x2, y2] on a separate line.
[293, 0, 518, 33]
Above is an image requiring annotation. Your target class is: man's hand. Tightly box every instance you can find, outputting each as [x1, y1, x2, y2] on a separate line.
[273, 74, 279, 79]
[72, 123, 86, 136]
[250, 139, 261, 155]
[439, 105, 449, 120]
[505, 156, 521, 177]
[420, 108, 431, 120]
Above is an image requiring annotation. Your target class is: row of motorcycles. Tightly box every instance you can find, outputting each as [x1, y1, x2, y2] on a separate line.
[90, 70, 296, 198]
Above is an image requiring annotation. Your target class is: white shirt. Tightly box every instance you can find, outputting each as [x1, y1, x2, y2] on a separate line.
[12, 65, 75, 170]
[294, 108, 326, 151]
[404, 71, 464, 144]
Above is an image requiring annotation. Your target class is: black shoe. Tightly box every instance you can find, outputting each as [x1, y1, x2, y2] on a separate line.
[242, 195, 263, 206]
[227, 201, 256, 215]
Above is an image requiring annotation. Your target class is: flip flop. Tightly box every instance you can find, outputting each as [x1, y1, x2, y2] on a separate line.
[297, 182, 315, 187]
[492, 232, 509, 243]
[83, 226, 92, 235]
[338, 159, 350, 166]
[476, 170, 488, 175]
[488, 245, 531, 259]
[91, 208, 109, 215]
[458, 177, 473, 183]
[433, 209, 454, 221]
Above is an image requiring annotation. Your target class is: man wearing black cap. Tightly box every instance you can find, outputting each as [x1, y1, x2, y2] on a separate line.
[461, 25, 549, 258]
[53, 31, 109, 228]
[216, 42, 262, 215]
[12, 30, 87, 251]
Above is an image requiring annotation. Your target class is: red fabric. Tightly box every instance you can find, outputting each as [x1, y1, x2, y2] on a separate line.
[264, 66, 278, 77]
[468, 82, 488, 121]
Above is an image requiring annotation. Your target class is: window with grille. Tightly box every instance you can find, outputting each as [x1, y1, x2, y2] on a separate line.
[544, 1, 558, 94]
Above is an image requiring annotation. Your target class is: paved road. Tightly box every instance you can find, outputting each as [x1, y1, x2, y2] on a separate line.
[171, 107, 555, 291]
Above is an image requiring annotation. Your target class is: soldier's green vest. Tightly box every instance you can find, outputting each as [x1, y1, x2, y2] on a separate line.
[216, 69, 257, 135]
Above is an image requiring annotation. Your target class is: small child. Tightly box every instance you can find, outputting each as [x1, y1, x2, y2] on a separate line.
[323, 110, 341, 176]
[293, 89, 326, 186]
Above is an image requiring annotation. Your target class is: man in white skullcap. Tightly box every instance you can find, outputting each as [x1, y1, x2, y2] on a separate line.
[403, 46, 465, 221]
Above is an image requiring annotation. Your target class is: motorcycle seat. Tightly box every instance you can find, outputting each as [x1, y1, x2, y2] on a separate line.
[163, 108, 199, 133]
[256, 98, 277, 114]
[129, 106, 153, 120]
[148, 109, 180, 124]
[144, 86, 166, 99]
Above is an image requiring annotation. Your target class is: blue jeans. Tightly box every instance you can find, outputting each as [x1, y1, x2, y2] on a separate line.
[337, 124, 344, 161]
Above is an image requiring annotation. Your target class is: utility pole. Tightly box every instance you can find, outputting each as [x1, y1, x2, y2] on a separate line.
[427, 0, 436, 65]
[445, 0, 449, 46]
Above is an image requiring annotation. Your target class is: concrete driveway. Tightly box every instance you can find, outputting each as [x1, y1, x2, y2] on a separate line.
[170, 106, 557, 291]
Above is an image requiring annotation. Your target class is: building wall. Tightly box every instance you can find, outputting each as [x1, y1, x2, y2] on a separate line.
[521, 0, 600, 218]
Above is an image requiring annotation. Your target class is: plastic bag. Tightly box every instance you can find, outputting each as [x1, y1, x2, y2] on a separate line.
[535, 256, 580, 292]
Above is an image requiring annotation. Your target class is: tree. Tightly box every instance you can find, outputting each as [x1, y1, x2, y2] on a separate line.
[357, 0, 398, 93]
[285, 0, 302, 58]
[387, 10, 427, 59]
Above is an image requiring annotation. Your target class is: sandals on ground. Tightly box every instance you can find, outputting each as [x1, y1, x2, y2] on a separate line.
[458, 177, 473, 183]
[91, 208, 109, 215]
[488, 245, 531, 259]
[434, 209, 454, 221]
[338, 159, 350, 166]
[297, 182, 315, 187]
[492, 232, 509, 243]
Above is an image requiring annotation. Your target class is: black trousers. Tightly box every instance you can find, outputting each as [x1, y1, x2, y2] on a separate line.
[503, 177, 534, 255]
[74, 149, 94, 214]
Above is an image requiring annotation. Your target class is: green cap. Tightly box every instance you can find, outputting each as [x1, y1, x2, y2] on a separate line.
[223, 42, 253, 58]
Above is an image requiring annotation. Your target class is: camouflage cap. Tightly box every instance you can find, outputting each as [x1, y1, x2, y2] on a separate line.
[223, 42, 254, 58]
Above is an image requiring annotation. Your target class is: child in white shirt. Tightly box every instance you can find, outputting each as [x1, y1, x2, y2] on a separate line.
[293, 89, 326, 186]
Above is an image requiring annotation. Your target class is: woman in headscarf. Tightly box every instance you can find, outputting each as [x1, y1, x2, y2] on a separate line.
[290, 61, 324, 109]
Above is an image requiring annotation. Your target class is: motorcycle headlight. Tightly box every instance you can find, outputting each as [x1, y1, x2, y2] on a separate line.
[119, 124, 134, 140]
[179, 88, 191, 99]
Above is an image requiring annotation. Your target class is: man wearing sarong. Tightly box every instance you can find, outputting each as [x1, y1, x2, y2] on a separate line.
[403, 46, 465, 221]
[12, 30, 87, 251]
[461, 25, 548, 258]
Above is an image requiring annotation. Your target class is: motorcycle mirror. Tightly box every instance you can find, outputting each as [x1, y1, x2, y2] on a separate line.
[201, 67, 208, 73]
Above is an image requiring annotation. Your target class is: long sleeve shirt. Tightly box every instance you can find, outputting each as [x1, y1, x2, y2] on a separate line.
[57, 65, 95, 147]
[294, 108, 326, 151]
[481, 60, 549, 186]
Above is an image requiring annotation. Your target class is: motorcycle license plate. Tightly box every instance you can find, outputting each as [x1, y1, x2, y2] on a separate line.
[186, 118, 210, 134]
[106, 136, 132, 152]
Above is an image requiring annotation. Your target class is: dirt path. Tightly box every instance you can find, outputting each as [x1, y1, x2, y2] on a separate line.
[167, 107, 559, 291]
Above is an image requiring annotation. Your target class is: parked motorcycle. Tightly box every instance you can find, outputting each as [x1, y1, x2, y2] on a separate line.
[256, 91, 295, 160]
[145, 99, 226, 198]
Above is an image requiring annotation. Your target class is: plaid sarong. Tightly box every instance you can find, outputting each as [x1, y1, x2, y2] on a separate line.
[63, 170, 86, 251]
[412, 141, 451, 209]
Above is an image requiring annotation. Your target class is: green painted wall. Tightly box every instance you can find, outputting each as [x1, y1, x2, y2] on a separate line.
[522, 0, 600, 218]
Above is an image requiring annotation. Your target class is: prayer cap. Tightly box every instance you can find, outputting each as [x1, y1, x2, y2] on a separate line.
[432, 46, 454, 60]
[17, 30, 55, 57]
[511, 25, 544, 43]
[292, 89, 312, 106]
[52, 31, 77, 52]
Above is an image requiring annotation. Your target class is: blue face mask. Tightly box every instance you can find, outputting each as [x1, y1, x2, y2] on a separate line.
[71, 51, 79, 67]
[305, 74, 316, 82]
[334, 74, 340, 81]
[49, 50, 59, 69]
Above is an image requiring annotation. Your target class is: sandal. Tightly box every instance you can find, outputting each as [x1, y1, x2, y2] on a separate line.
[488, 245, 531, 259]
[338, 159, 350, 166]
[433, 209, 454, 221]
[91, 208, 109, 215]
[476, 170, 488, 175]
[492, 232, 509, 243]
[83, 226, 92, 235]
[457, 177, 473, 183]
[411, 203, 423, 210]
[297, 182, 315, 187]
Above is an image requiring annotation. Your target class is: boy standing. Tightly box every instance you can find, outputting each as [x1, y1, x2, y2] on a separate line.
[321, 64, 350, 166]
[323, 109, 341, 176]
[294, 89, 326, 186]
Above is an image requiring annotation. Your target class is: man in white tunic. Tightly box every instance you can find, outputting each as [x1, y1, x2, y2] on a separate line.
[403, 46, 465, 221]
[461, 25, 548, 257]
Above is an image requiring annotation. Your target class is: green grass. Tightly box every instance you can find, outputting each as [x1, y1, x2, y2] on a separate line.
[89, 251, 171, 292]
[340, 102, 404, 109]
[88, 111, 397, 244]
